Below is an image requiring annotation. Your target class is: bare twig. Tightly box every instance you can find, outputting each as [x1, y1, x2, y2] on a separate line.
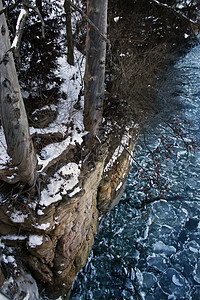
[1, 0, 45, 63]
[23, 0, 45, 38]
[120, 142, 146, 172]
[0, 0, 21, 16]
[151, 0, 198, 25]
[67, 0, 111, 51]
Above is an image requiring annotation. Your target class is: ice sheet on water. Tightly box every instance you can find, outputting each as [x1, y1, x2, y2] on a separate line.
[187, 240, 200, 254]
[124, 278, 135, 293]
[189, 286, 200, 300]
[142, 272, 157, 289]
[153, 241, 176, 256]
[147, 255, 167, 272]
[193, 260, 200, 284]
[186, 178, 198, 190]
[136, 268, 143, 286]
[147, 225, 176, 249]
[159, 268, 190, 297]
[152, 201, 177, 226]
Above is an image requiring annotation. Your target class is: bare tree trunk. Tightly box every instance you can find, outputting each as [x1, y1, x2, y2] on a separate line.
[84, 0, 108, 137]
[0, 0, 37, 186]
[36, 0, 43, 15]
[64, 0, 74, 66]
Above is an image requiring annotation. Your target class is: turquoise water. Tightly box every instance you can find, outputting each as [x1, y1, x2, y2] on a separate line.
[70, 43, 200, 299]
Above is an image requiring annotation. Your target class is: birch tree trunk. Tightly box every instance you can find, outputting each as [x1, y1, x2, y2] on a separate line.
[0, 0, 37, 186]
[36, 0, 43, 15]
[84, 0, 108, 137]
[64, 0, 74, 66]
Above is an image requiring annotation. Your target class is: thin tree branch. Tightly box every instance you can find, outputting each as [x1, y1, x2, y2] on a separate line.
[120, 142, 147, 172]
[151, 0, 198, 25]
[11, 6, 29, 51]
[67, 0, 111, 50]
[23, 0, 45, 38]
[0, 0, 21, 16]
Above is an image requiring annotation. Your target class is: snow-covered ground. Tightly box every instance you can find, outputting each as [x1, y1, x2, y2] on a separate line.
[0, 49, 86, 208]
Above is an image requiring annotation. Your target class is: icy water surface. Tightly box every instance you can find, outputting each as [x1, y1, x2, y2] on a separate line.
[70, 44, 200, 299]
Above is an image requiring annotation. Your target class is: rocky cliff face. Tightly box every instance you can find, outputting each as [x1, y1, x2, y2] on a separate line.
[0, 126, 138, 299]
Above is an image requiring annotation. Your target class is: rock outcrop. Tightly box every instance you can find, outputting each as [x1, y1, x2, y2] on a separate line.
[0, 126, 138, 299]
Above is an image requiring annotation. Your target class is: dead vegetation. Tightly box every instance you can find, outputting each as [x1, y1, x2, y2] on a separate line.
[103, 0, 198, 147]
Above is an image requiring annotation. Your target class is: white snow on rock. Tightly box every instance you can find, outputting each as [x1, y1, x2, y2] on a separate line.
[10, 210, 28, 223]
[40, 162, 81, 206]
[68, 186, 82, 198]
[2, 255, 16, 265]
[0, 292, 10, 300]
[0, 130, 10, 169]
[32, 222, 51, 230]
[28, 235, 43, 248]
[37, 209, 44, 216]
[104, 128, 132, 172]
[0, 235, 26, 241]
[37, 133, 84, 173]
[28, 51, 87, 174]
[116, 182, 123, 191]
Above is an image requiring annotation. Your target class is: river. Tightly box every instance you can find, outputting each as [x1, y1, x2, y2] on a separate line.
[70, 42, 200, 299]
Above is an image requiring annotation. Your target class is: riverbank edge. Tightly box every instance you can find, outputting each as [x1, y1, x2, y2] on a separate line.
[0, 13, 199, 300]
[0, 122, 139, 299]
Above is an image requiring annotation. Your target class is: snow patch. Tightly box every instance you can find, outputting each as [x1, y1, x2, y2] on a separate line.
[32, 223, 51, 230]
[28, 235, 43, 248]
[68, 186, 82, 198]
[37, 209, 44, 216]
[116, 182, 123, 191]
[104, 129, 131, 172]
[40, 162, 81, 206]
[10, 210, 28, 223]
[114, 16, 120, 22]
[11, 9, 28, 48]
[0, 129, 10, 169]
[0, 235, 26, 241]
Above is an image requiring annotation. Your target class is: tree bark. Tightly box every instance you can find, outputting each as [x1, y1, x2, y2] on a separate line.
[0, 0, 37, 186]
[84, 0, 108, 137]
[36, 0, 43, 15]
[64, 0, 74, 66]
